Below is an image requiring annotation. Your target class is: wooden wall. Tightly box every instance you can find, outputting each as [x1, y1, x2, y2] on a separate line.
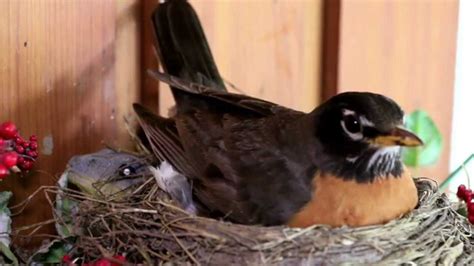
[0, 0, 142, 246]
[159, 0, 323, 115]
[337, 0, 459, 182]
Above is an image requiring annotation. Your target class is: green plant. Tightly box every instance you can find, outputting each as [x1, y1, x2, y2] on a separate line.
[402, 110, 443, 167]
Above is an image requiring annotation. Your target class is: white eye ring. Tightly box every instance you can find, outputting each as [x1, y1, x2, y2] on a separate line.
[341, 109, 363, 140]
[341, 120, 363, 140]
[359, 115, 374, 127]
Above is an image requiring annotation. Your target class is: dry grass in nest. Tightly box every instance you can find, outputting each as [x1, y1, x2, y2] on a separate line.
[23, 176, 472, 265]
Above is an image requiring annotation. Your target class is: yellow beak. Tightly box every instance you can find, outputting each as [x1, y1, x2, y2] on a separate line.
[371, 127, 423, 147]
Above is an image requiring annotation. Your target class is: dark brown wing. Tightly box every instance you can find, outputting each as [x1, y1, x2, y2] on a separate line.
[173, 109, 316, 225]
[146, 2, 317, 225]
[133, 104, 200, 177]
[148, 70, 298, 117]
[139, 71, 316, 225]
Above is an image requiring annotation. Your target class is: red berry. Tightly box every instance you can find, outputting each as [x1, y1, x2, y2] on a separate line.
[113, 255, 126, 261]
[0, 164, 9, 179]
[466, 194, 473, 204]
[15, 145, 24, 154]
[21, 141, 29, 148]
[17, 156, 24, 164]
[0, 122, 18, 140]
[457, 185, 467, 200]
[29, 141, 38, 151]
[29, 135, 37, 142]
[469, 214, 474, 224]
[1, 152, 18, 168]
[62, 254, 72, 263]
[466, 189, 473, 203]
[94, 258, 112, 266]
[0, 138, 5, 148]
[468, 202, 474, 214]
[19, 160, 33, 171]
[14, 136, 24, 145]
[26, 150, 38, 158]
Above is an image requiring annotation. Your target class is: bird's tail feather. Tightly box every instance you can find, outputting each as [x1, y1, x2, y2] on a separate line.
[147, 69, 209, 95]
[151, 0, 226, 92]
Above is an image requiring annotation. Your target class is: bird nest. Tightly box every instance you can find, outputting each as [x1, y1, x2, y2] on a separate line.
[41, 176, 472, 265]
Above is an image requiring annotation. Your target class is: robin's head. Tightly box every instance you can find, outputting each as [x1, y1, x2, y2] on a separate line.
[314, 92, 423, 183]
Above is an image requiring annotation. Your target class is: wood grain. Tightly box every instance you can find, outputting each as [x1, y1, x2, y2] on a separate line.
[0, 0, 141, 247]
[116, 0, 142, 148]
[140, 0, 159, 112]
[159, 0, 323, 116]
[321, 0, 341, 102]
[337, 0, 459, 182]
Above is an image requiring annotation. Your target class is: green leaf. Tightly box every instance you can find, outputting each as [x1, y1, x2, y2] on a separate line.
[29, 238, 75, 264]
[402, 110, 443, 167]
[0, 192, 16, 265]
[55, 197, 79, 237]
[55, 172, 80, 238]
[0, 191, 12, 248]
[0, 191, 12, 211]
[0, 242, 18, 266]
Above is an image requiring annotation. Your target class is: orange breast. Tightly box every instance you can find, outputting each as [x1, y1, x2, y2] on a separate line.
[287, 169, 418, 228]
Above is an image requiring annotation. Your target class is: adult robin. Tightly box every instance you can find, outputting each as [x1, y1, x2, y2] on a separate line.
[136, 0, 423, 228]
[134, 71, 422, 228]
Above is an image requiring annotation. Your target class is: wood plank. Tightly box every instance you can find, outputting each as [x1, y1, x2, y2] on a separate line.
[159, 0, 323, 115]
[116, 0, 142, 147]
[0, 0, 141, 247]
[337, 0, 459, 182]
[321, 0, 341, 101]
[140, 0, 159, 112]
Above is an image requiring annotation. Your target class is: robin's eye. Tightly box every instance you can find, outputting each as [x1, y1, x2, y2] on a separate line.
[341, 114, 363, 140]
[343, 115, 361, 133]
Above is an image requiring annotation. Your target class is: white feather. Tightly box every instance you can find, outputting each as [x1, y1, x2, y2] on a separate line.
[367, 146, 400, 171]
[149, 161, 196, 215]
[360, 115, 375, 127]
[342, 109, 356, 116]
[341, 109, 364, 140]
[346, 156, 359, 163]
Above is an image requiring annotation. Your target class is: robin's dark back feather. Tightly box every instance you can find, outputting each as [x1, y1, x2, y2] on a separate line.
[134, 74, 317, 224]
